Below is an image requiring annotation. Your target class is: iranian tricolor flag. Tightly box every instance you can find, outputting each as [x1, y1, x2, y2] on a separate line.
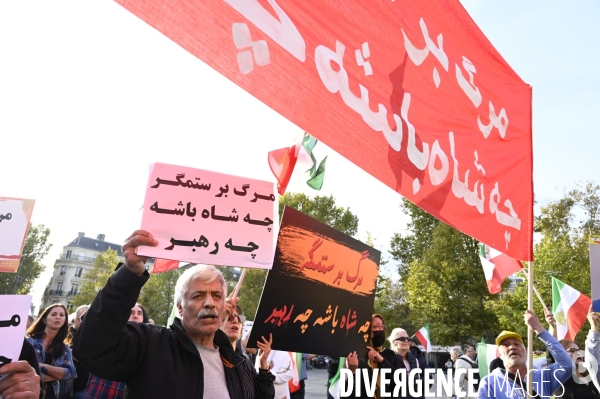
[479, 244, 523, 294]
[268, 133, 327, 195]
[477, 338, 498, 377]
[552, 276, 591, 340]
[413, 325, 432, 353]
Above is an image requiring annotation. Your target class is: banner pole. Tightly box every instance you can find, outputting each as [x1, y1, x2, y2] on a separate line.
[527, 261, 534, 396]
[520, 268, 548, 312]
[232, 267, 248, 299]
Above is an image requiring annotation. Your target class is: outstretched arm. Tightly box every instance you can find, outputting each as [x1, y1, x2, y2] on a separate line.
[73, 230, 157, 381]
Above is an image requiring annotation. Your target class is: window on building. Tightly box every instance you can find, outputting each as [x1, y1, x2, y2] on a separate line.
[60, 265, 67, 275]
[56, 282, 63, 292]
[75, 267, 83, 277]
[65, 250, 72, 259]
[67, 303, 73, 310]
[70, 284, 79, 296]
[78, 252, 85, 261]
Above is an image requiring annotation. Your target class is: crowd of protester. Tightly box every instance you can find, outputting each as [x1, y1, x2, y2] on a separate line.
[3, 229, 600, 399]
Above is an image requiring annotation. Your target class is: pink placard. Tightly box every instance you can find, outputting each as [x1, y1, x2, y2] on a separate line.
[0, 197, 35, 273]
[138, 163, 278, 269]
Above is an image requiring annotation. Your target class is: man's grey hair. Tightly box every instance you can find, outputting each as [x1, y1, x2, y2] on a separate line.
[173, 264, 227, 312]
[450, 346, 464, 356]
[388, 327, 408, 346]
[75, 304, 90, 318]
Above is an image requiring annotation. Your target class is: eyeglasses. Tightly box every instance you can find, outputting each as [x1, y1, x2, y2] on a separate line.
[227, 313, 246, 324]
[394, 337, 410, 342]
[567, 348, 579, 353]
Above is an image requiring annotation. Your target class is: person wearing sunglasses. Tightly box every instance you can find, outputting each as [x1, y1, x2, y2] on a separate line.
[221, 306, 275, 398]
[388, 328, 424, 398]
[345, 314, 401, 398]
[545, 308, 600, 399]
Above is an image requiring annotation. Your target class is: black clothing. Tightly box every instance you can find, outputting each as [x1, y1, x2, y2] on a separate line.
[396, 351, 424, 399]
[74, 265, 274, 399]
[409, 346, 426, 370]
[18, 338, 43, 395]
[488, 357, 504, 373]
[342, 348, 402, 399]
[559, 376, 600, 399]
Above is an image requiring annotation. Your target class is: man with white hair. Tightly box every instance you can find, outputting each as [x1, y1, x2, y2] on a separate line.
[74, 230, 275, 398]
[451, 346, 475, 399]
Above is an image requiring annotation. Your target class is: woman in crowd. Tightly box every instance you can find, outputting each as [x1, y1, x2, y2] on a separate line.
[548, 308, 600, 399]
[345, 314, 401, 398]
[388, 327, 424, 398]
[27, 303, 76, 399]
[221, 305, 275, 399]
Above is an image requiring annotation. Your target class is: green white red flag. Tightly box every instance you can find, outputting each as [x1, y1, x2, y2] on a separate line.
[552, 276, 591, 340]
[268, 133, 326, 195]
[413, 324, 432, 353]
[477, 338, 498, 377]
[479, 243, 523, 294]
[288, 352, 302, 393]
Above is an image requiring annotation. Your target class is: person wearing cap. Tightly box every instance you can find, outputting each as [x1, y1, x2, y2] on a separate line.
[478, 310, 572, 399]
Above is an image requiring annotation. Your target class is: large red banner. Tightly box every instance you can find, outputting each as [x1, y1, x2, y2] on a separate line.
[116, 0, 533, 260]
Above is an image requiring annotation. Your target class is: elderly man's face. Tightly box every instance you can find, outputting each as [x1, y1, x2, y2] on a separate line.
[498, 338, 526, 368]
[178, 278, 225, 339]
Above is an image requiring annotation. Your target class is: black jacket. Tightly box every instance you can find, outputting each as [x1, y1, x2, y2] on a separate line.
[396, 351, 424, 399]
[342, 348, 402, 399]
[73, 265, 274, 399]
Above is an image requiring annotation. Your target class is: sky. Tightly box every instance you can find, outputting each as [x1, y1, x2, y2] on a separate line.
[0, 1, 599, 312]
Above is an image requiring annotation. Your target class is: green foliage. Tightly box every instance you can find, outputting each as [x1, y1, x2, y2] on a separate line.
[278, 193, 359, 237]
[389, 201, 441, 279]
[491, 182, 600, 346]
[71, 249, 120, 307]
[373, 276, 416, 334]
[139, 266, 188, 326]
[0, 224, 52, 294]
[237, 268, 268, 321]
[390, 199, 501, 345]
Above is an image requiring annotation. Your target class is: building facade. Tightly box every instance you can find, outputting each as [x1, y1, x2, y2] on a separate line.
[40, 232, 123, 311]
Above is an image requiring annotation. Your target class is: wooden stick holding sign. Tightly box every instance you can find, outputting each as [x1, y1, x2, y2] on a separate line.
[232, 268, 248, 300]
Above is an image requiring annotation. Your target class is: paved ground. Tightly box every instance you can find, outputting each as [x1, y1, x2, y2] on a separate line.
[303, 368, 453, 398]
[304, 368, 329, 398]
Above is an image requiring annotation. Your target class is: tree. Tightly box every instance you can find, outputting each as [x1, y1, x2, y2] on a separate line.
[237, 268, 268, 321]
[0, 224, 52, 295]
[390, 199, 501, 345]
[238, 193, 360, 320]
[71, 249, 120, 307]
[139, 266, 187, 326]
[373, 276, 416, 334]
[489, 182, 600, 346]
[278, 193, 359, 237]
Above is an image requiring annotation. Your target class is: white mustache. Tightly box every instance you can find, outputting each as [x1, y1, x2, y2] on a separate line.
[197, 309, 219, 319]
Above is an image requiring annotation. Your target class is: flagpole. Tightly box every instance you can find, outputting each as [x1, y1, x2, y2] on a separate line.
[520, 268, 548, 312]
[527, 261, 534, 397]
[232, 267, 248, 299]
